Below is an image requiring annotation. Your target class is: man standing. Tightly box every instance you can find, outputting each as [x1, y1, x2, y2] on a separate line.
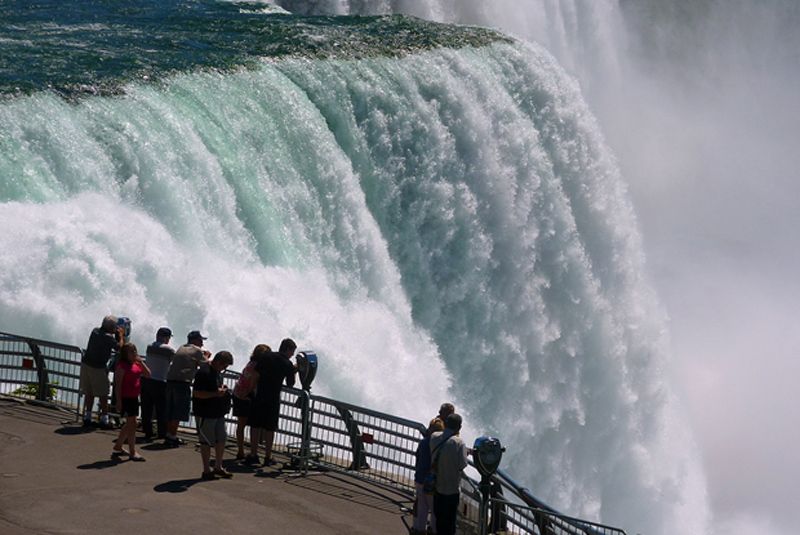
[80, 315, 123, 428]
[164, 330, 209, 447]
[140, 327, 175, 442]
[247, 338, 297, 466]
[192, 350, 234, 480]
[430, 413, 469, 535]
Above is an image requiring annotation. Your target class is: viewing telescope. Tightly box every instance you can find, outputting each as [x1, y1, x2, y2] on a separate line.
[296, 351, 318, 391]
[473, 435, 505, 482]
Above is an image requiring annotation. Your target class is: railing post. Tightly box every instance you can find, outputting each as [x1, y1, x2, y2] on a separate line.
[488, 482, 508, 534]
[27, 341, 50, 402]
[479, 478, 491, 535]
[333, 403, 369, 470]
[298, 390, 312, 475]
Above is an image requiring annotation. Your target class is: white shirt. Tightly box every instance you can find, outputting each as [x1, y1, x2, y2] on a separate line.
[430, 429, 468, 495]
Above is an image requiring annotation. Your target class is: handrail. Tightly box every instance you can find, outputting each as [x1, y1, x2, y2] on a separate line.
[0, 330, 627, 535]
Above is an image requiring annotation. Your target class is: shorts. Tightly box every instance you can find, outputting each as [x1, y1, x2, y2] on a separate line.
[165, 381, 191, 422]
[232, 396, 251, 418]
[120, 397, 139, 418]
[249, 400, 280, 431]
[80, 364, 110, 398]
[196, 416, 227, 446]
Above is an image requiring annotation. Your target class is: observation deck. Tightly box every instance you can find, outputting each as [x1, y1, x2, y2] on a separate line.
[0, 330, 628, 535]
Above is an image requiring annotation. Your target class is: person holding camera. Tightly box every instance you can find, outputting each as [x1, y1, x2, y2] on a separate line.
[192, 350, 234, 480]
[80, 315, 124, 429]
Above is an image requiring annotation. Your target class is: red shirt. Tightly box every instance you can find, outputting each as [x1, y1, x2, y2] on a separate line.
[116, 360, 144, 398]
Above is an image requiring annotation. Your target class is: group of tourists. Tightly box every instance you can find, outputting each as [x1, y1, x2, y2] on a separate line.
[413, 403, 470, 535]
[80, 315, 298, 480]
[82, 315, 471, 532]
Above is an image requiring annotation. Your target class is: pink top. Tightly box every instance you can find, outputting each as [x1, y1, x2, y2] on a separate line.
[116, 360, 144, 399]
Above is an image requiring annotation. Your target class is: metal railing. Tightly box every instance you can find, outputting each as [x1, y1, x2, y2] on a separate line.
[0, 330, 626, 535]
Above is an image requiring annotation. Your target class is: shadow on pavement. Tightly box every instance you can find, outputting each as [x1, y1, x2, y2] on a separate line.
[77, 458, 124, 470]
[153, 477, 206, 493]
[55, 425, 91, 436]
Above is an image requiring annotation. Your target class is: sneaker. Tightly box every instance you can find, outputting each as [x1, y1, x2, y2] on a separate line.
[82, 417, 92, 427]
[235, 452, 246, 461]
[243, 454, 260, 466]
[111, 448, 127, 458]
[201, 471, 217, 481]
[262, 457, 277, 467]
[213, 468, 233, 479]
[130, 454, 146, 462]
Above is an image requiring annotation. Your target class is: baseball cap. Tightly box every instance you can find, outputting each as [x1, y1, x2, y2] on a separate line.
[156, 327, 172, 338]
[187, 330, 207, 342]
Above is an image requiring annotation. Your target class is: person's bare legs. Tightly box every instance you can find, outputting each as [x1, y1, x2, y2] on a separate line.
[236, 416, 248, 458]
[83, 395, 95, 423]
[213, 441, 227, 475]
[98, 396, 109, 420]
[126, 417, 139, 457]
[114, 415, 137, 455]
[263, 430, 275, 463]
[165, 419, 180, 442]
[249, 427, 262, 458]
[200, 444, 212, 475]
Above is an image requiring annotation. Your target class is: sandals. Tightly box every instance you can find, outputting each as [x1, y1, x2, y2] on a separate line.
[111, 449, 145, 462]
[213, 468, 233, 479]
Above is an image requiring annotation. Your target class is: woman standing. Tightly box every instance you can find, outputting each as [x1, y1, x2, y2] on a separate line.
[112, 343, 151, 461]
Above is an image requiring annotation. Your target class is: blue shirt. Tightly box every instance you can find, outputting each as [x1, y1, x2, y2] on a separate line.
[414, 435, 432, 483]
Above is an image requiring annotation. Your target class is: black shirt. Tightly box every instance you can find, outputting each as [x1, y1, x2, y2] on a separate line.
[255, 352, 296, 405]
[82, 328, 118, 369]
[192, 363, 229, 418]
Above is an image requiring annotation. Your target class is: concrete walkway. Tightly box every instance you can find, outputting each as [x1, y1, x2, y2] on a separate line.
[0, 397, 413, 534]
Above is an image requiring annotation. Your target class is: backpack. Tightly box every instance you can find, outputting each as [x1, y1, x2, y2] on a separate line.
[233, 360, 259, 399]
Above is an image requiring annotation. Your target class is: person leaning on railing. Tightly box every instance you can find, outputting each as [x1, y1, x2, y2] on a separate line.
[247, 338, 298, 466]
[80, 315, 124, 429]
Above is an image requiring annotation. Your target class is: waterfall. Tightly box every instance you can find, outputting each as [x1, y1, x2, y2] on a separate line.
[0, 3, 741, 533]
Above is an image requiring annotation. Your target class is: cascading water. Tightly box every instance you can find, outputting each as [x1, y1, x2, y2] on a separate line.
[0, 2, 719, 534]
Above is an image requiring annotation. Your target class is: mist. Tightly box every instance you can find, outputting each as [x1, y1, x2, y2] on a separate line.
[276, 0, 800, 532]
[611, 2, 800, 532]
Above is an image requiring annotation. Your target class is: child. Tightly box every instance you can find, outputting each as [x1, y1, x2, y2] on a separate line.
[112, 343, 151, 461]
